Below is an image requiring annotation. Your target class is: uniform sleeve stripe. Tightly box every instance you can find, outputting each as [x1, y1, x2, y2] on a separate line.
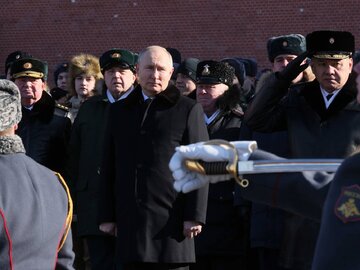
[0, 209, 14, 270]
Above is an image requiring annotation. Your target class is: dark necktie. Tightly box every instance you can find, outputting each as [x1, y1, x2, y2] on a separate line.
[141, 98, 153, 125]
[326, 93, 334, 101]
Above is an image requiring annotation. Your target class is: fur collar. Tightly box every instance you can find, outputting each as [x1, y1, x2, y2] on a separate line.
[0, 135, 25, 154]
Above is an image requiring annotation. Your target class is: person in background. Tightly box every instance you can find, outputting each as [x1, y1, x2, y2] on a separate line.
[66, 48, 137, 270]
[51, 62, 70, 106]
[237, 57, 258, 106]
[175, 57, 200, 99]
[191, 60, 249, 270]
[238, 33, 308, 270]
[166, 47, 182, 82]
[244, 30, 359, 270]
[10, 56, 71, 174]
[67, 53, 103, 122]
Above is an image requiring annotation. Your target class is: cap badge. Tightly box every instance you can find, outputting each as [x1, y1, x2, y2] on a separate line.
[111, 53, 121, 59]
[202, 64, 210, 75]
[282, 41, 288, 47]
[23, 62, 32, 69]
[329, 37, 335, 44]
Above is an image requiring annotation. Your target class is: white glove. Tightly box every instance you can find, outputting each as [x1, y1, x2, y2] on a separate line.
[169, 140, 257, 193]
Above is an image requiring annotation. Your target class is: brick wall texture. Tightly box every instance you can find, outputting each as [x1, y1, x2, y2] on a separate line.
[1, 0, 359, 88]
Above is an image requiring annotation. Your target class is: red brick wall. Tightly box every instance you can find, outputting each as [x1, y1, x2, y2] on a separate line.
[1, 0, 359, 88]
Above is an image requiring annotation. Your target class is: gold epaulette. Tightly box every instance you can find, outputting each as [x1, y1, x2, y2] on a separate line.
[54, 103, 70, 118]
[55, 172, 73, 251]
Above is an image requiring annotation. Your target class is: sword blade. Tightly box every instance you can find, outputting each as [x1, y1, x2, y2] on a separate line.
[238, 159, 343, 174]
[187, 159, 343, 175]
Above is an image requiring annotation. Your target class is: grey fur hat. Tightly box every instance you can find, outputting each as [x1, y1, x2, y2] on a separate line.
[0, 79, 22, 132]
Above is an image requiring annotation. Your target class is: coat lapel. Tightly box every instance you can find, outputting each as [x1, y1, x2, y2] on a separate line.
[301, 74, 358, 121]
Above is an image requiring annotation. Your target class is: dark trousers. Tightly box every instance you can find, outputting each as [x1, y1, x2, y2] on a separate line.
[123, 262, 189, 270]
[86, 235, 116, 270]
[250, 247, 286, 270]
[190, 255, 247, 270]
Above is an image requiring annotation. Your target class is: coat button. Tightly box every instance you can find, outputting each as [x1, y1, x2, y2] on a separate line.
[140, 130, 146, 135]
[97, 167, 101, 175]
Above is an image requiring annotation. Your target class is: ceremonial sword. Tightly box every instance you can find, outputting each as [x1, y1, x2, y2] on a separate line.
[185, 159, 343, 175]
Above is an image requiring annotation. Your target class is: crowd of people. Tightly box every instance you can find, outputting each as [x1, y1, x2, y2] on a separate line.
[1, 29, 360, 270]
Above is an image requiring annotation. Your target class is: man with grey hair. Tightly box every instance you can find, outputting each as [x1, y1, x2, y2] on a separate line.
[0, 79, 74, 269]
[99, 46, 209, 270]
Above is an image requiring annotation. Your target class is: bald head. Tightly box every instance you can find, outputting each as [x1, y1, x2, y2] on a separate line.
[136, 46, 174, 97]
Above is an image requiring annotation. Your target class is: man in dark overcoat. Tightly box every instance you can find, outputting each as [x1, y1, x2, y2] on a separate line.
[66, 49, 137, 269]
[10, 57, 71, 173]
[192, 60, 250, 270]
[99, 45, 209, 270]
[243, 30, 360, 269]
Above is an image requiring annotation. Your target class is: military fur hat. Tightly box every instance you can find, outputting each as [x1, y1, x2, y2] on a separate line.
[237, 58, 258, 77]
[5, 50, 32, 75]
[100, 49, 136, 73]
[69, 54, 102, 79]
[11, 57, 48, 80]
[68, 54, 103, 95]
[176, 58, 200, 82]
[267, 34, 306, 62]
[306, 30, 355, 59]
[196, 60, 235, 87]
[0, 79, 22, 132]
[221, 58, 246, 86]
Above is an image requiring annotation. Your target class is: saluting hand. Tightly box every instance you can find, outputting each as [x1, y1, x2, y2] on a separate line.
[277, 51, 311, 82]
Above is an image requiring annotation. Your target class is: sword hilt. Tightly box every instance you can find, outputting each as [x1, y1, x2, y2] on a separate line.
[184, 160, 229, 175]
[184, 160, 249, 187]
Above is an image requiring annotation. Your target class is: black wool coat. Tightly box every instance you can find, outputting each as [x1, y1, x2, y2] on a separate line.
[99, 84, 209, 263]
[16, 91, 71, 173]
[66, 94, 112, 236]
[195, 107, 251, 257]
[244, 73, 360, 269]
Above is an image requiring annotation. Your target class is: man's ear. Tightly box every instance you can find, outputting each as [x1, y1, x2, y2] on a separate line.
[349, 57, 353, 71]
[169, 66, 174, 77]
[42, 80, 47, 90]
